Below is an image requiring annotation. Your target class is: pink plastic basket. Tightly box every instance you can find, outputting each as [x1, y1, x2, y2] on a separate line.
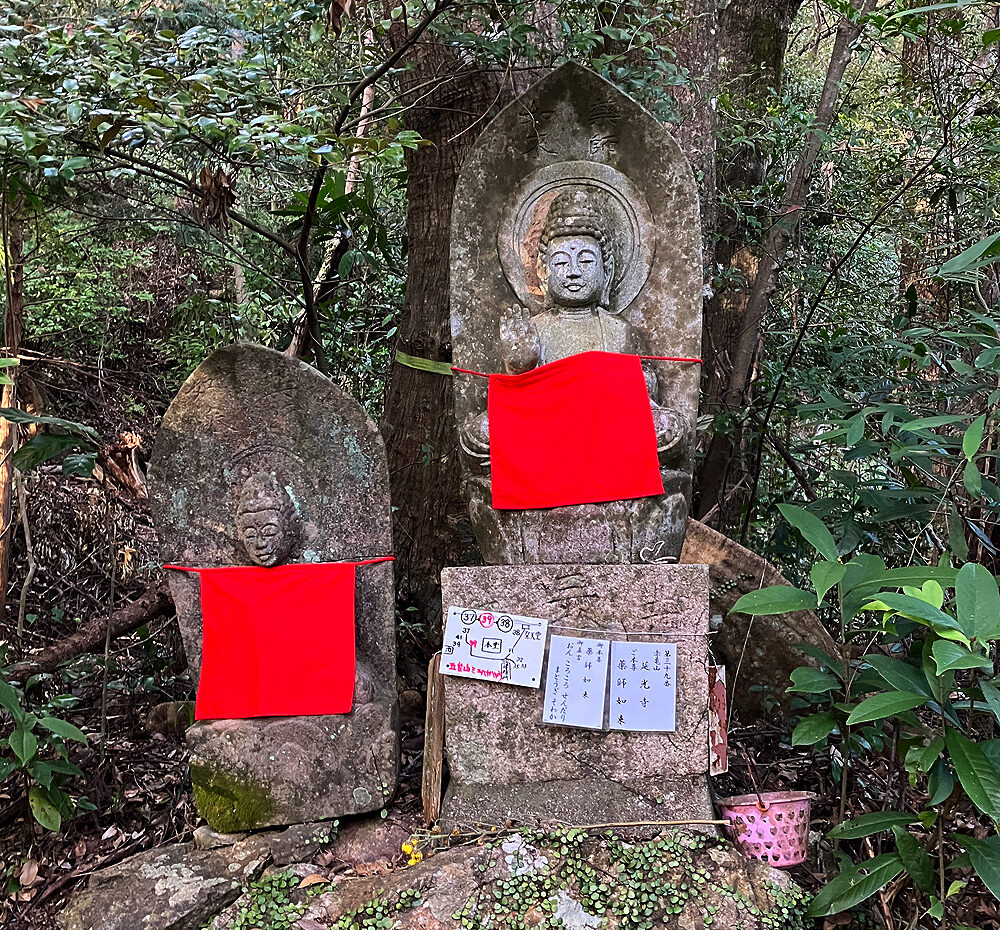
[717, 791, 813, 868]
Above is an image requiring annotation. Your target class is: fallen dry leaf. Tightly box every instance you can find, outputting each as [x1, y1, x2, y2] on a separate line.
[18, 860, 40, 887]
[524, 904, 544, 927]
[296, 874, 328, 889]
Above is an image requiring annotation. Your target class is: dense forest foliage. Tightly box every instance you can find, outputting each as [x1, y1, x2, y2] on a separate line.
[2, 0, 1000, 928]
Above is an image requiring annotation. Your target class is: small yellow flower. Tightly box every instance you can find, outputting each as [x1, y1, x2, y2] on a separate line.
[407, 855, 418, 866]
[412, 850, 423, 862]
[401, 842, 414, 855]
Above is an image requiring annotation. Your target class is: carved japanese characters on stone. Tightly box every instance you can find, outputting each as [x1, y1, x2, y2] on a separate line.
[148, 344, 397, 831]
[439, 563, 714, 830]
[451, 63, 702, 565]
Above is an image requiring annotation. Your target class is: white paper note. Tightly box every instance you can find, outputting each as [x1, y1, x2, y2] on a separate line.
[608, 642, 677, 732]
[440, 606, 548, 687]
[542, 635, 611, 729]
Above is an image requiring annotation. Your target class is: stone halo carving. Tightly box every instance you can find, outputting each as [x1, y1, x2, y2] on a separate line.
[228, 445, 305, 514]
[498, 160, 655, 315]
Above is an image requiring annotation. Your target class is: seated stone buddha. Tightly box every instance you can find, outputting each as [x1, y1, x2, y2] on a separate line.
[459, 186, 688, 471]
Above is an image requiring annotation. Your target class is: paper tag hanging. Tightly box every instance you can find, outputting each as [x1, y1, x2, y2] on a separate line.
[542, 635, 611, 729]
[440, 606, 547, 687]
[709, 664, 729, 775]
[607, 642, 677, 732]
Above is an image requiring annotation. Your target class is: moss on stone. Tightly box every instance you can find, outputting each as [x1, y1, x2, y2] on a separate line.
[190, 763, 277, 832]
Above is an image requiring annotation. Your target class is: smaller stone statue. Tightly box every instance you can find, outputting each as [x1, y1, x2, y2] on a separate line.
[235, 473, 297, 568]
[148, 344, 397, 830]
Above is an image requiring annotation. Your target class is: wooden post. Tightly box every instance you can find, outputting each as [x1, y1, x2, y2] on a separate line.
[422, 652, 445, 824]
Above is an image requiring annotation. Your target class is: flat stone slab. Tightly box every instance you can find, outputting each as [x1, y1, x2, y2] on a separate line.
[59, 823, 337, 930]
[58, 843, 267, 930]
[300, 830, 808, 930]
[440, 564, 711, 827]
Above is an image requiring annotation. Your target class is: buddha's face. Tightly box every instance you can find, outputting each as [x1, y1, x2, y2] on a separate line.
[237, 507, 290, 567]
[545, 235, 606, 308]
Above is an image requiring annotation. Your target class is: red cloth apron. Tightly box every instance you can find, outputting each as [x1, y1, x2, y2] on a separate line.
[485, 351, 665, 509]
[165, 559, 390, 721]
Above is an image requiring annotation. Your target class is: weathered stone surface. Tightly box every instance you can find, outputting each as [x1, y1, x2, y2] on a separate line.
[58, 843, 268, 930]
[148, 344, 399, 829]
[440, 564, 711, 828]
[238, 820, 340, 865]
[62, 827, 808, 930]
[300, 831, 808, 930]
[326, 808, 413, 868]
[186, 704, 399, 832]
[193, 825, 244, 850]
[680, 517, 841, 714]
[451, 62, 702, 565]
[59, 822, 340, 930]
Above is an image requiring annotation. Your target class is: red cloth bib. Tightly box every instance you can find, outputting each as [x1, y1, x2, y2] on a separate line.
[487, 351, 664, 509]
[166, 561, 386, 721]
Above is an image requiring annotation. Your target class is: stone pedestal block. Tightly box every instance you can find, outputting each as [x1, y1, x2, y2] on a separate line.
[186, 701, 400, 832]
[440, 564, 711, 828]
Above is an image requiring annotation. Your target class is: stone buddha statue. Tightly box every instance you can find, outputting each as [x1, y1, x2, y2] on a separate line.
[459, 187, 689, 472]
[234, 470, 375, 706]
[236, 473, 297, 568]
[151, 344, 399, 829]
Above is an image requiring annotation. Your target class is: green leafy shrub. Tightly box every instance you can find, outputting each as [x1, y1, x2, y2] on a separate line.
[734, 504, 1000, 921]
[0, 675, 92, 832]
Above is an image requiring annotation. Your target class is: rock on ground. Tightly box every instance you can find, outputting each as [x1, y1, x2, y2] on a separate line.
[300, 829, 809, 930]
[58, 821, 335, 930]
[60, 822, 811, 930]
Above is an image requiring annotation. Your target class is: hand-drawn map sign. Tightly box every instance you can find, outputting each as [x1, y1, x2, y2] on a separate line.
[441, 606, 548, 687]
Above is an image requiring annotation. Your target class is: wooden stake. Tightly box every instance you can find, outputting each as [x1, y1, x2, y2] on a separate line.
[422, 652, 446, 824]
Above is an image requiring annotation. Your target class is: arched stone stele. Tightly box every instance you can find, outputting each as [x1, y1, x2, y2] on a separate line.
[149, 344, 398, 830]
[451, 62, 702, 565]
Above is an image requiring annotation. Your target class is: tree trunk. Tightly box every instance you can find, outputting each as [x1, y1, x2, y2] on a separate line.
[664, 0, 720, 262]
[380, 42, 511, 635]
[0, 185, 24, 636]
[287, 80, 376, 360]
[697, 0, 870, 523]
[695, 0, 806, 524]
[702, 0, 806, 420]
